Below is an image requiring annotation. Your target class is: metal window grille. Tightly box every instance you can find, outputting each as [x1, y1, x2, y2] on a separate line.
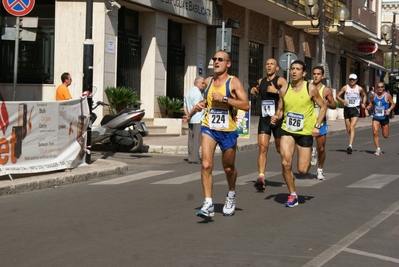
[229, 36, 239, 77]
[326, 52, 335, 88]
[248, 41, 264, 116]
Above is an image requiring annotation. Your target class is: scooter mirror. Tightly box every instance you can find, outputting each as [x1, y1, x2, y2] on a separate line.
[90, 113, 97, 123]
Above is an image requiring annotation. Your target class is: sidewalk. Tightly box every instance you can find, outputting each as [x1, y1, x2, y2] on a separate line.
[143, 116, 398, 154]
[1, 116, 398, 196]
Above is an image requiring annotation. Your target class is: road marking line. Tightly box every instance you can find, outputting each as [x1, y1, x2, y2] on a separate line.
[303, 200, 399, 267]
[152, 171, 224, 184]
[90, 170, 174, 185]
[214, 171, 280, 185]
[295, 173, 342, 187]
[343, 248, 399, 264]
[347, 174, 399, 189]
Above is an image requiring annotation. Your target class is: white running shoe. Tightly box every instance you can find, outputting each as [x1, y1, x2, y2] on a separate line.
[223, 195, 236, 216]
[374, 148, 382, 156]
[196, 202, 214, 218]
[317, 171, 325, 180]
[311, 147, 318, 166]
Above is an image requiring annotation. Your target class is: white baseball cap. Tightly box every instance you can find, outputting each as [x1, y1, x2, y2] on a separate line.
[349, 73, 358, 80]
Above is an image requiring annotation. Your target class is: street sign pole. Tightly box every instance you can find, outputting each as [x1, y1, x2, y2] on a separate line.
[286, 53, 291, 81]
[2, 0, 36, 100]
[13, 17, 20, 101]
[279, 52, 298, 83]
[221, 21, 225, 51]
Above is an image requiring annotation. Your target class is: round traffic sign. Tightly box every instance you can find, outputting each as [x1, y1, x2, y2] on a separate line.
[2, 0, 35, 17]
[279, 52, 298, 71]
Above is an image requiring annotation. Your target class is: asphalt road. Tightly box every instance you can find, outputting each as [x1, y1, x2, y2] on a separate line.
[1, 124, 398, 267]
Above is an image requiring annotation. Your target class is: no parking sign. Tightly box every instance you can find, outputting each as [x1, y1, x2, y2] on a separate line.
[2, 0, 35, 17]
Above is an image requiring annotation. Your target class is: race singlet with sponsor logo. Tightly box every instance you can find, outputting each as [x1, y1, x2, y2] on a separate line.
[286, 112, 304, 132]
[209, 108, 229, 129]
[345, 85, 361, 107]
[261, 100, 275, 117]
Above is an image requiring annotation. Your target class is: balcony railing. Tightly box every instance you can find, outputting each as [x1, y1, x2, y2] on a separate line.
[350, 0, 377, 33]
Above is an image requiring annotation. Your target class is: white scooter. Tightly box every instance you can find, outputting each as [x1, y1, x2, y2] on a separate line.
[90, 101, 149, 152]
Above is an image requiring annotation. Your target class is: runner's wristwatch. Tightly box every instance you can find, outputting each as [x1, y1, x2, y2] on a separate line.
[314, 124, 321, 129]
[223, 96, 228, 103]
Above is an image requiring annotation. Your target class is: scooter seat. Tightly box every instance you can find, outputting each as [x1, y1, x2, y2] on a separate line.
[100, 114, 118, 125]
[100, 108, 144, 125]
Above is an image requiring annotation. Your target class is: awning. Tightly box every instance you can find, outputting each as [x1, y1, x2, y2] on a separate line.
[351, 55, 390, 73]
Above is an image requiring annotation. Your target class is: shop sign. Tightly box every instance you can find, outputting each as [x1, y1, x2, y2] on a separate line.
[356, 41, 378, 54]
[131, 0, 213, 25]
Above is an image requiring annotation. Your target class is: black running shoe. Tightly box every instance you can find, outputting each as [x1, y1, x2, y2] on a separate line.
[347, 146, 352, 154]
[254, 177, 265, 191]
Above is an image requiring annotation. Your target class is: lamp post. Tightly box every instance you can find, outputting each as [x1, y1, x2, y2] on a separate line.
[381, 13, 398, 115]
[304, 0, 349, 65]
[83, 0, 94, 164]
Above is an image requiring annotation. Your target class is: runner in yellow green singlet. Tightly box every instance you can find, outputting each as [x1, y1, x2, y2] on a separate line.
[282, 81, 317, 135]
[271, 60, 327, 208]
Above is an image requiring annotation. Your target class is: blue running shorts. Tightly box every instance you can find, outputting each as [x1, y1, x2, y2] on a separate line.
[201, 126, 238, 151]
[319, 122, 328, 136]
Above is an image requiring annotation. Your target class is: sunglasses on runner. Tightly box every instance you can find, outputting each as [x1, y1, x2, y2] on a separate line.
[212, 57, 227, 62]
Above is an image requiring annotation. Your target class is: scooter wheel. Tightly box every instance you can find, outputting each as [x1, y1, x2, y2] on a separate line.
[116, 133, 143, 153]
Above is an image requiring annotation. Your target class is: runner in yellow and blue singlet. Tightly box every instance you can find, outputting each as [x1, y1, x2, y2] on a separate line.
[185, 50, 250, 218]
[201, 75, 238, 151]
[312, 66, 336, 180]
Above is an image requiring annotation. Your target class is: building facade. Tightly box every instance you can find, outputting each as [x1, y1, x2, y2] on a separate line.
[0, 0, 392, 125]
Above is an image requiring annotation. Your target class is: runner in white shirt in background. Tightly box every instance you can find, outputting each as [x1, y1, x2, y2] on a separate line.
[336, 73, 367, 154]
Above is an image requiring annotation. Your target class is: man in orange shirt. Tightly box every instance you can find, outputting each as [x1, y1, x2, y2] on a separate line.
[56, 72, 72, 101]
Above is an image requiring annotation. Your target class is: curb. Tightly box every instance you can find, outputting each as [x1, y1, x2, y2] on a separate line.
[0, 159, 127, 196]
[144, 119, 399, 155]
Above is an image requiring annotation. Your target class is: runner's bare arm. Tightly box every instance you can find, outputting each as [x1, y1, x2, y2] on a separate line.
[278, 77, 289, 91]
[325, 87, 336, 109]
[359, 87, 367, 108]
[271, 87, 286, 123]
[386, 94, 396, 114]
[336, 86, 347, 105]
[310, 84, 327, 126]
[227, 77, 250, 111]
[250, 78, 262, 96]
[366, 96, 374, 110]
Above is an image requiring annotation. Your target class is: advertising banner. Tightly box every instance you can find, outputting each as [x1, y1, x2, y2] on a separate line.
[0, 98, 90, 176]
[235, 104, 250, 138]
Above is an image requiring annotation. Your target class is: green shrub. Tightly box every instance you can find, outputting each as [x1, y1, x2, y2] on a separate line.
[157, 96, 184, 118]
[336, 100, 345, 108]
[105, 86, 141, 114]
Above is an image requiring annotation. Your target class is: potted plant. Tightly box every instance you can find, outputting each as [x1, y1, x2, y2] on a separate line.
[157, 96, 184, 118]
[336, 100, 345, 119]
[105, 86, 142, 114]
[326, 105, 338, 121]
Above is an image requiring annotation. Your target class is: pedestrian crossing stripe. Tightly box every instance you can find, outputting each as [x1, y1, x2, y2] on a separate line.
[295, 173, 342, 186]
[152, 171, 224, 184]
[346, 174, 399, 189]
[214, 172, 280, 185]
[90, 170, 174, 185]
[90, 170, 398, 189]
